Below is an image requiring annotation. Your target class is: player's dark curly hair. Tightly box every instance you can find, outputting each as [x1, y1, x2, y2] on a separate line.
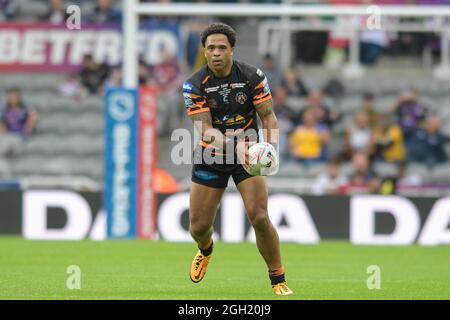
[201, 23, 237, 48]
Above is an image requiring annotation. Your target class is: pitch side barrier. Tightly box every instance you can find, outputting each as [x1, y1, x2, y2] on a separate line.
[2, 190, 449, 245]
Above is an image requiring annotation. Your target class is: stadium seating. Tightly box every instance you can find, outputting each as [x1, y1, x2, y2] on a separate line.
[1, 67, 450, 191]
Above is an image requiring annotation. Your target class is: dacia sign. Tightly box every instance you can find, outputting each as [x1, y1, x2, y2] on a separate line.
[104, 88, 138, 238]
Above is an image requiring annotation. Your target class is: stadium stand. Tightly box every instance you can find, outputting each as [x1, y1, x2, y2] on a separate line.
[1, 0, 450, 195]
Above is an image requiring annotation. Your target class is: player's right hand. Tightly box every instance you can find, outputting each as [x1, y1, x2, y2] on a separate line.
[236, 140, 255, 172]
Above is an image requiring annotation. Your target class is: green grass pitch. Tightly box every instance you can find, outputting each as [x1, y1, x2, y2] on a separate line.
[0, 237, 449, 300]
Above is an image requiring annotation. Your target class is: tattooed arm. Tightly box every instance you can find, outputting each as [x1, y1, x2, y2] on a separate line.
[255, 98, 279, 147]
[189, 111, 231, 151]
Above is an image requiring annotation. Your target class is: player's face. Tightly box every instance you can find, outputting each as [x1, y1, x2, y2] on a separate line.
[204, 34, 234, 76]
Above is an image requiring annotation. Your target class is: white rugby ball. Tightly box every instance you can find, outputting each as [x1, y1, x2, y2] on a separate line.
[246, 142, 279, 176]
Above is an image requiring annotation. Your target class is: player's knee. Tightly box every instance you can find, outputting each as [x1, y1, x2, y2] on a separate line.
[189, 219, 212, 238]
[248, 208, 270, 231]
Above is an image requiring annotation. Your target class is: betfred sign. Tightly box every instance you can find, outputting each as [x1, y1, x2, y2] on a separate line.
[1, 190, 449, 245]
[104, 88, 138, 238]
[0, 22, 180, 72]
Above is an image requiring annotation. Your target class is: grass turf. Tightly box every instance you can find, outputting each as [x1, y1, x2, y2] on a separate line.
[0, 237, 449, 300]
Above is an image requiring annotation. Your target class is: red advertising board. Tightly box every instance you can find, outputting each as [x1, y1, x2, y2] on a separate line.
[137, 85, 158, 239]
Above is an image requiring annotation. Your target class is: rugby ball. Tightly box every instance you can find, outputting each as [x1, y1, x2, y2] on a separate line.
[246, 142, 279, 176]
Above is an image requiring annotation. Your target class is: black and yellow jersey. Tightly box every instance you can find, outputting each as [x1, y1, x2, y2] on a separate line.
[182, 60, 272, 146]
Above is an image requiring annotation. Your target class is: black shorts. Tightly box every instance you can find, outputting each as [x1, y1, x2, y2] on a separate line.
[192, 162, 253, 189]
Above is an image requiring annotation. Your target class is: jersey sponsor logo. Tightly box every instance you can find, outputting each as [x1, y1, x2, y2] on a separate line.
[260, 77, 271, 94]
[218, 87, 231, 104]
[183, 93, 194, 108]
[182, 82, 193, 92]
[231, 83, 246, 89]
[235, 92, 247, 104]
[256, 68, 264, 77]
[205, 86, 219, 93]
[222, 114, 246, 126]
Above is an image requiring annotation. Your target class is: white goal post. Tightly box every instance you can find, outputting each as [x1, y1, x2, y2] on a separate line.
[123, 1, 450, 87]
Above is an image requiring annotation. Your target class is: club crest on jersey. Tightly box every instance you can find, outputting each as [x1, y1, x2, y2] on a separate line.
[183, 82, 193, 92]
[236, 92, 247, 104]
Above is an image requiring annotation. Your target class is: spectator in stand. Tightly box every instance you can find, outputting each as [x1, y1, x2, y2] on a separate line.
[0, 88, 38, 157]
[41, 0, 69, 24]
[390, 88, 427, 145]
[260, 54, 282, 91]
[138, 60, 152, 85]
[0, 0, 18, 21]
[58, 73, 85, 101]
[349, 152, 380, 194]
[150, 48, 184, 136]
[79, 54, 110, 95]
[322, 78, 346, 101]
[280, 68, 308, 98]
[340, 112, 372, 161]
[370, 114, 406, 163]
[407, 115, 448, 167]
[87, 0, 121, 24]
[304, 89, 341, 129]
[311, 159, 348, 195]
[0, 88, 38, 136]
[289, 107, 330, 165]
[360, 92, 379, 127]
[104, 68, 122, 90]
[358, 0, 390, 65]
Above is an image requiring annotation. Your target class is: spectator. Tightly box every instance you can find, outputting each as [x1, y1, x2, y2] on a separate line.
[79, 54, 110, 95]
[0, 0, 18, 21]
[280, 69, 308, 98]
[0, 88, 38, 136]
[104, 68, 122, 90]
[58, 73, 84, 101]
[260, 54, 282, 91]
[370, 114, 406, 163]
[340, 112, 372, 161]
[87, 0, 121, 24]
[305, 89, 340, 128]
[41, 0, 69, 24]
[138, 60, 151, 85]
[150, 49, 184, 136]
[358, 0, 390, 65]
[322, 78, 345, 100]
[311, 159, 348, 195]
[349, 152, 380, 194]
[360, 92, 379, 127]
[407, 115, 448, 167]
[390, 88, 427, 145]
[289, 107, 330, 165]
[378, 161, 424, 195]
